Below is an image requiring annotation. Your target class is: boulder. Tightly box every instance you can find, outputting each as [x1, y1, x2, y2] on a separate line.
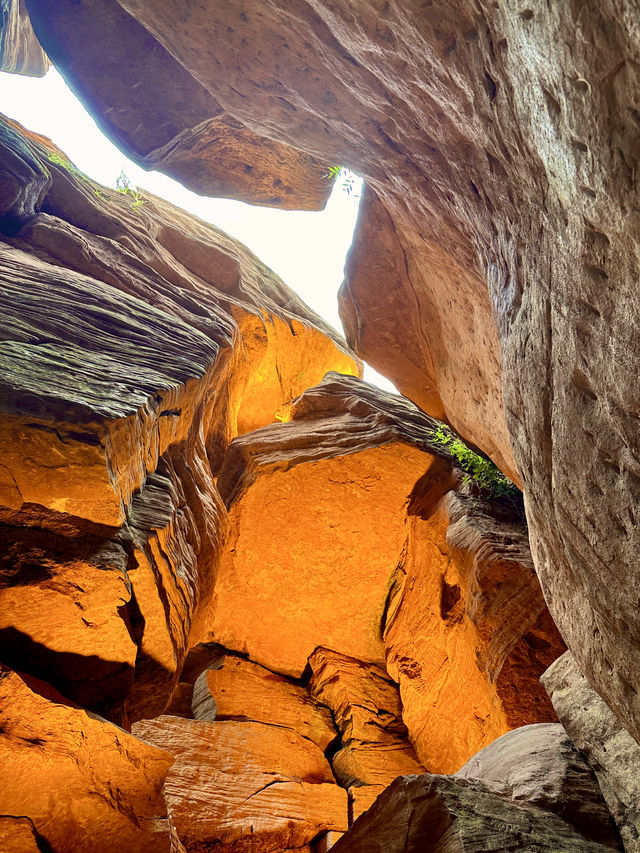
[133, 716, 348, 852]
[331, 774, 619, 853]
[0, 665, 173, 853]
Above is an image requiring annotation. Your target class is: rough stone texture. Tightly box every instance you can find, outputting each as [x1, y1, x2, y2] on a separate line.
[215, 373, 562, 771]
[0, 665, 173, 853]
[456, 723, 621, 848]
[0, 116, 358, 724]
[39, 0, 638, 749]
[24, 0, 332, 209]
[332, 774, 618, 853]
[192, 653, 337, 751]
[0, 0, 48, 76]
[308, 647, 424, 792]
[543, 652, 640, 852]
[133, 716, 348, 853]
[0, 817, 43, 852]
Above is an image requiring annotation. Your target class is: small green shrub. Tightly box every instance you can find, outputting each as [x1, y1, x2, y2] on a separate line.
[430, 425, 519, 499]
[45, 150, 80, 175]
[324, 165, 359, 196]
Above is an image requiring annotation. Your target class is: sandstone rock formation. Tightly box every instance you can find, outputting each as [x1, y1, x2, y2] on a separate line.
[543, 652, 640, 852]
[133, 716, 348, 853]
[0, 665, 173, 853]
[20, 0, 640, 755]
[0, 0, 48, 76]
[213, 372, 563, 771]
[331, 774, 621, 853]
[0, 114, 358, 725]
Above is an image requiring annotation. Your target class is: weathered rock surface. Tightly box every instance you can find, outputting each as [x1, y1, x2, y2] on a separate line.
[543, 652, 640, 852]
[23, 0, 331, 209]
[0, 0, 48, 76]
[214, 373, 562, 770]
[332, 773, 620, 853]
[457, 723, 621, 848]
[0, 817, 43, 852]
[308, 647, 424, 793]
[0, 665, 173, 853]
[0, 116, 358, 723]
[29, 0, 640, 751]
[192, 653, 337, 751]
[133, 716, 348, 853]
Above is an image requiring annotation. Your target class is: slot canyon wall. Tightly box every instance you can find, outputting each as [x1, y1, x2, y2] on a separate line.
[1, 0, 640, 851]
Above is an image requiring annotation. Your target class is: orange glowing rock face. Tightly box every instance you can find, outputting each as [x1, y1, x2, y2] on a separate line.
[132, 716, 348, 852]
[212, 374, 563, 773]
[212, 441, 430, 677]
[0, 666, 173, 853]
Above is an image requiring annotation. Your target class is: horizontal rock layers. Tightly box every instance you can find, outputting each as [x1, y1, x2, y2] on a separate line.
[213, 372, 564, 772]
[0, 115, 358, 726]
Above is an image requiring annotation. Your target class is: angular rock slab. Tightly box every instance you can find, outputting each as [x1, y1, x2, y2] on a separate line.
[456, 723, 620, 848]
[0, 666, 173, 853]
[192, 653, 337, 751]
[331, 774, 619, 853]
[543, 652, 640, 852]
[133, 716, 348, 853]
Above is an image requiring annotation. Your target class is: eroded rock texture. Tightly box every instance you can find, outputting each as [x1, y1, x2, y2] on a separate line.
[0, 665, 173, 853]
[0, 115, 358, 726]
[0, 0, 48, 75]
[543, 652, 640, 852]
[331, 774, 619, 853]
[25, 0, 640, 752]
[214, 373, 563, 771]
[133, 716, 348, 852]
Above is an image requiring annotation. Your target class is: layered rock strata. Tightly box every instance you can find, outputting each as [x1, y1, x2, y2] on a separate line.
[213, 372, 564, 771]
[0, 115, 358, 726]
[0, 0, 48, 76]
[20, 0, 640, 754]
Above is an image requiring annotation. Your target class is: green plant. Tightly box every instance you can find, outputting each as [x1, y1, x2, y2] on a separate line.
[324, 165, 359, 196]
[45, 151, 80, 175]
[115, 169, 144, 211]
[430, 425, 519, 499]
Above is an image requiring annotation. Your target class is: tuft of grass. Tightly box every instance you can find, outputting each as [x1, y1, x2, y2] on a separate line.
[430, 424, 519, 499]
[45, 150, 80, 175]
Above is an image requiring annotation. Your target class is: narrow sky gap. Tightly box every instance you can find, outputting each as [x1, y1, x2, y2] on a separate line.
[0, 67, 396, 392]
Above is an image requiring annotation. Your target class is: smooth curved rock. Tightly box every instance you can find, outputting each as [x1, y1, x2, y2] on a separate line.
[0, 1, 48, 76]
[331, 774, 618, 853]
[457, 723, 620, 848]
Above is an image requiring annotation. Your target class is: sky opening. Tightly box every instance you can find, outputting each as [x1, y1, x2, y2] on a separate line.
[0, 67, 395, 391]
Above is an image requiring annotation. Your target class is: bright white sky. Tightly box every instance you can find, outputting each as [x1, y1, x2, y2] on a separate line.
[0, 67, 395, 391]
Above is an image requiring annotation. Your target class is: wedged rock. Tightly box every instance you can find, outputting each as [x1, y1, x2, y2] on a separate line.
[456, 723, 621, 848]
[0, 0, 48, 76]
[133, 716, 348, 853]
[165, 643, 226, 718]
[192, 653, 337, 751]
[308, 647, 424, 791]
[331, 774, 618, 853]
[542, 652, 640, 852]
[23, 0, 331, 209]
[0, 665, 173, 853]
[0, 117, 357, 723]
[214, 373, 562, 770]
